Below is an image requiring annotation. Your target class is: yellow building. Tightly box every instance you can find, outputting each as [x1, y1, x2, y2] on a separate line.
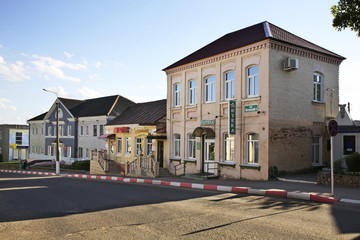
[91, 99, 166, 176]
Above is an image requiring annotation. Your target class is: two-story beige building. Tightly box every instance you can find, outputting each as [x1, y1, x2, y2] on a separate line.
[163, 21, 345, 180]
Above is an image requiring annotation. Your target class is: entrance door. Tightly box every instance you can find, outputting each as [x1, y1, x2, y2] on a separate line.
[204, 139, 215, 173]
[157, 141, 164, 168]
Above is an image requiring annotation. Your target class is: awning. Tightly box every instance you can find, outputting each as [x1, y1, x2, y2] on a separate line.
[192, 127, 215, 137]
[147, 135, 167, 140]
[98, 134, 115, 139]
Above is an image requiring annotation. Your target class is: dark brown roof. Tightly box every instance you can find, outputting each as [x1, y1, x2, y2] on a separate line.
[163, 21, 345, 71]
[107, 99, 166, 126]
[59, 95, 135, 118]
[28, 112, 48, 121]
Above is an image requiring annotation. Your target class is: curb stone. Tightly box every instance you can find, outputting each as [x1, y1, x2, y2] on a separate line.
[1, 169, 355, 204]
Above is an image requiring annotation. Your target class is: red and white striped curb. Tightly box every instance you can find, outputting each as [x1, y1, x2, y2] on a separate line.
[1, 169, 338, 203]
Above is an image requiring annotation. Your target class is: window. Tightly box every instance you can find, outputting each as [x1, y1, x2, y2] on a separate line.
[204, 76, 216, 102]
[35, 128, 38, 136]
[188, 80, 196, 105]
[135, 138, 143, 155]
[247, 133, 259, 164]
[41, 127, 44, 136]
[32, 146, 35, 154]
[60, 126, 64, 136]
[0, 147, 2, 154]
[41, 146, 44, 154]
[86, 126, 89, 136]
[247, 65, 259, 97]
[125, 137, 131, 154]
[313, 73, 324, 102]
[67, 126, 71, 136]
[117, 138, 122, 154]
[0, 130, 2, 139]
[78, 147, 83, 158]
[312, 137, 321, 165]
[174, 83, 181, 107]
[99, 125, 104, 136]
[48, 146, 52, 156]
[86, 149, 90, 158]
[224, 71, 235, 100]
[343, 135, 356, 155]
[48, 126, 52, 136]
[16, 132, 22, 144]
[146, 139, 152, 155]
[93, 125, 97, 136]
[224, 134, 234, 161]
[67, 147, 72, 158]
[173, 134, 181, 158]
[187, 134, 196, 159]
[80, 126, 84, 136]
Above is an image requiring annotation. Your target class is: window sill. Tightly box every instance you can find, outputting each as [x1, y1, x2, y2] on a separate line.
[171, 106, 182, 110]
[218, 162, 236, 168]
[312, 100, 325, 105]
[241, 96, 261, 102]
[170, 158, 181, 163]
[240, 164, 261, 171]
[186, 104, 197, 109]
[184, 159, 196, 164]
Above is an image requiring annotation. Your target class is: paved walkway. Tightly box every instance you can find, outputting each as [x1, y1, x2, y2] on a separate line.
[1, 169, 360, 204]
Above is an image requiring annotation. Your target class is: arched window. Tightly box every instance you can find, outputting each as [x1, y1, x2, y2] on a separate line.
[247, 66, 259, 97]
[247, 133, 259, 164]
[204, 76, 216, 103]
[187, 134, 196, 159]
[173, 134, 181, 158]
[313, 73, 324, 102]
[224, 71, 235, 100]
[188, 80, 196, 105]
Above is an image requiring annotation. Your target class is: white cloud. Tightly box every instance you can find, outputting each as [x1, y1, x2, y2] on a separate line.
[78, 87, 102, 99]
[31, 55, 87, 82]
[45, 86, 70, 98]
[0, 44, 3, 48]
[0, 98, 17, 111]
[0, 56, 30, 82]
[95, 61, 102, 68]
[113, 60, 124, 68]
[64, 51, 74, 58]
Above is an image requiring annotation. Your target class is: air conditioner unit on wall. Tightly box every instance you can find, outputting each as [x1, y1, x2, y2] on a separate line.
[283, 58, 299, 71]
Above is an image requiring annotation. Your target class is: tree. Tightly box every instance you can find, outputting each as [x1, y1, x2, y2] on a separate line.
[331, 0, 360, 37]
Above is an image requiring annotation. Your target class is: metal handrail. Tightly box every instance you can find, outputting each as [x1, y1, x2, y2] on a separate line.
[174, 161, 186, 176]
[204, 161, 219, 178]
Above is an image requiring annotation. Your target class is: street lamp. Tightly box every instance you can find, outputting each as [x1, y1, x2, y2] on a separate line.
[43, 88, 60, 175]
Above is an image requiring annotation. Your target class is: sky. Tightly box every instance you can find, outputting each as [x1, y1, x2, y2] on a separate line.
[0, 0, 359, 124]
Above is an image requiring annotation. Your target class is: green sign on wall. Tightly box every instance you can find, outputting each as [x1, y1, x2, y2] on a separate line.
[244, 104, 258, 113]
[228, 100, 236, 135]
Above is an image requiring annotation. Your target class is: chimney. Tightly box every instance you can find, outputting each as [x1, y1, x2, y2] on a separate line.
[339, 104, 346, 119]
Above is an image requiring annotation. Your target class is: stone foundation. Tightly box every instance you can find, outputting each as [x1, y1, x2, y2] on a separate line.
[318, 172, 360, 188]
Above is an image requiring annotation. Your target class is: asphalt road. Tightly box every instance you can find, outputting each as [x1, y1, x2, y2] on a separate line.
[0, 172, 359, 239]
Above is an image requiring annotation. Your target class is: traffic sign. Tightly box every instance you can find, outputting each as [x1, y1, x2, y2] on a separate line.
[328, 119, 338, 137]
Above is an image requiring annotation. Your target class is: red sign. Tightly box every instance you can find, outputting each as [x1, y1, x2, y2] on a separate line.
[328, 120, 338, 137]
[114, 127, 129, 133]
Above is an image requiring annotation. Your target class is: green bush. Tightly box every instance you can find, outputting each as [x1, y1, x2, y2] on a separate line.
[63, 160, 90, 171]
[0, 153, 3, 162]
[333, 159, 344, 174]
[345, 152, 360, 172]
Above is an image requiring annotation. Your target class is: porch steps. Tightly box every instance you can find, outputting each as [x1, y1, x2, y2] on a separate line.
[159, 167, 171, 177]
[90, 160, 107, 175]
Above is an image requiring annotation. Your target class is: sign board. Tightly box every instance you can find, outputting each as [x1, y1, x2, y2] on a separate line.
[201, 120, 215, 126]
[328, 119, 338, 137]
[228, 100, 236, 135]
[244, 104, 258, 113]
[114, 127, 129, 133]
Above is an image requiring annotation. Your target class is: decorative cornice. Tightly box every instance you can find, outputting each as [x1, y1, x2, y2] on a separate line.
[164, 39, 343, 75]
[165, 41, 269, 75]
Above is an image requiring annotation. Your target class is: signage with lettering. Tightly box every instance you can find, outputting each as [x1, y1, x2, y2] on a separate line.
[244, 104, 258, 113]
[201, 120, 215, 126]
[113, 127, 129, 133]
[228, 100, 236, 135]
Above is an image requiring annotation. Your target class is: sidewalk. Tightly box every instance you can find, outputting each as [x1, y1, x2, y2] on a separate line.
[1, 169, 360, 204]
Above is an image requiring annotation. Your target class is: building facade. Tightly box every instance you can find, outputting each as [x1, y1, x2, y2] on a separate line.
[28, 95, 135, 163]
[163, 21, 345, 180]
[0, 124, 29, 162]
[100, 99, 167, 172]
